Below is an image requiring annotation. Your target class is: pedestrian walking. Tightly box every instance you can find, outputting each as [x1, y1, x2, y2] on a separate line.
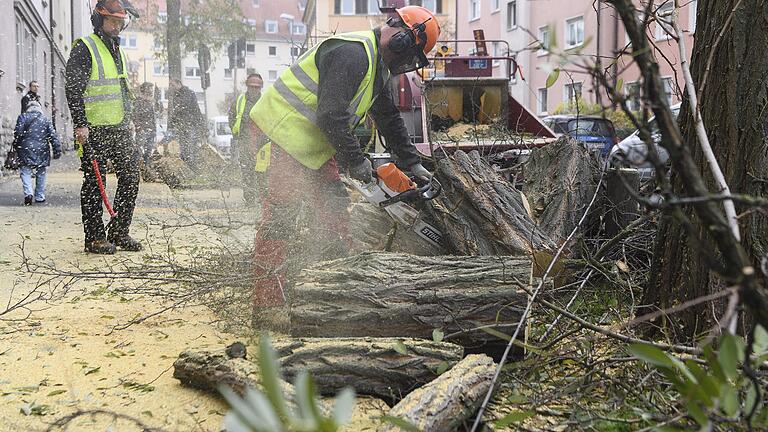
[13, 101, 61, 205]
[168, 78, 205, 168]
[21, 80, 41, 113]
[228, 73, 264, 205]
[65, 0, 142, 254]
[134, 82, 157, 168]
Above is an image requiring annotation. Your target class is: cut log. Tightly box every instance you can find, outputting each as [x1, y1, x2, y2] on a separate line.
[377, 354, 497, 432]
[523, 138, 601, 245]
[272, 337, 463, 404]
[428, 150, 555, 255]
[348, 202, 447, 256]
[289, 252, 530, 357]
[172, 348, 294, 398]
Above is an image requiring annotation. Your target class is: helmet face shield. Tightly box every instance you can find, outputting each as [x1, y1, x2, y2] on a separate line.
[387, 49, 429, 75]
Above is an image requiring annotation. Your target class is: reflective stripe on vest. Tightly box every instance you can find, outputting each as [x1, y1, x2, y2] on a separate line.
[232, 93, 247, 135]
[80, 33, 127, 126]
[249, 31, 379, 170]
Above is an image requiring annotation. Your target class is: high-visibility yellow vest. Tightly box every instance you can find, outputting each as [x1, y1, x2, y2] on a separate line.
[254, 142, 271, 172]
[249, 31, 382, 170]
[78, 33, 130, 126]
[232, 93, 247, 135]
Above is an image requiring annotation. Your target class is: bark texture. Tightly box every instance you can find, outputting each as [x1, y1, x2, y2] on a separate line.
[524, 138, 601, 244]
[377, 354, 496, 432]
[646, 0, 768, 337]
[272, 337, 463, 404]
[289, 252, 530, 356]
[427, 150, 556, 255]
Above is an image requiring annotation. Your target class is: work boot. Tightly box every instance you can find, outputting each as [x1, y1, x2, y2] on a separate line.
[24, 195, 32, 206]
[85, 239, 116, 255]
[108, 235, 143, 252]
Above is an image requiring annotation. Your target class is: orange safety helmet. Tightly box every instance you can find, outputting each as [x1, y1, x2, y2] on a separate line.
[394, 6, 441, 57]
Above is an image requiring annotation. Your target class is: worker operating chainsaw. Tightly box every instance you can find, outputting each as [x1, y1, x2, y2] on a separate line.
[247, 5, 440, 311]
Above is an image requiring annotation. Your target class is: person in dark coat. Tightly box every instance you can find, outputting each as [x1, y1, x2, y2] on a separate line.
[21, 81, 40, 113]
[13, 101, 62, 205]
[168, 78, 205, 168]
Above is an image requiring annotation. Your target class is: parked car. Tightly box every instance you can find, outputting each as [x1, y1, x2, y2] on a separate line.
[542, 115, 619, 157]
[608, 103, 681, 179]
[208, 116, 232, 157]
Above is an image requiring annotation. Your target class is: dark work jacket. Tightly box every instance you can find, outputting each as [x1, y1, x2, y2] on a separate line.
[168, 85, 205, 133]
[314, 28, 421, 168]
[133, 97, 156, 134]
[13, 111, 62, 167]
[21, 92, 40, 113]
[65, 30, 132, 129]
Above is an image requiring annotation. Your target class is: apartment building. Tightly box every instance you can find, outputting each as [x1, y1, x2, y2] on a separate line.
[456, 0, 508, 78]
[1, 0, 92, 171]
[304, 0, 455, 46]
[519, 0, 697, 116]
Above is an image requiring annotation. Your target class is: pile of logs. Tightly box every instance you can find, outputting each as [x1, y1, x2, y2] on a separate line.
[173, 143, 608, 430]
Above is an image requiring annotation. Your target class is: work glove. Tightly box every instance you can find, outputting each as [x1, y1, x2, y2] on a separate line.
[348, 157, 373, 183]
[409, 162, 432, 181]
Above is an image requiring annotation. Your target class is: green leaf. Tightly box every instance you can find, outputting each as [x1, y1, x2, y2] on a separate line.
[494, 410, 536, 427]
[704, 345, 727, 382]
[381, 415, 422, 431]
[746, 383, 759, 416]
[720, 383, 739, 417]
[435, 361, 450, 375]
[219, 386, 266, 429]
[479, 326, 511, 341]
[294, 371, 321, 427]
[432, 329, 444, 343]
[628, 344, 676, 369]
[718, 333, 740, 381]
[686, 401, 708, 427]
[258, 334, 289, 420]
[242, 387, 281, 430]
[616, 78, 624, 94]
[754, 325, 768, 356]
[546, 69, 560, 88]
[46, 389, 66, 397]
[332, 387, 356, 427]
[686, 361, 718, 406]
[393, 341, 408, 355]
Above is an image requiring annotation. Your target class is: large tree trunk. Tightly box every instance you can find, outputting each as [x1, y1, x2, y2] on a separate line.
[523, 138, 601, 244]
[427, 150, 555, 255]
[273, 337, 463, 404]
[166, 0, 182, 82]
[378, 354, 497, 432]
[646, 0, 768, 338]
[289, 252, 530, 357]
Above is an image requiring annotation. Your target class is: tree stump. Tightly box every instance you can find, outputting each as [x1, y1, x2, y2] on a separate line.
[272, 337, 463, 404]
[523, 137, 601, 245]
[377, 354, 497, 432]
[427, 150, 555, 255]
[289, 252, 530, 357]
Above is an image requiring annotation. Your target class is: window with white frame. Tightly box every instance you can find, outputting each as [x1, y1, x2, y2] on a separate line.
[265, 20, 278, 33]
[268, 70, 277, 81]
[470, 0, 480, 21]
[538, 88, 548, 115]
[268, 46, 277, 56]
[153, 62, 168, 76]
[153, 37, 162, 50]
[655, 1, 674, 40]
[492, 42, 500, 67]
[120, 34, 137, 48]
[566, 16, 584, 48]
[506, 1, 516, 29]
[492, 0, 500, 11]
[689, 0, 698, 33]
[335, 0, 354, 15]
[538, 25, 550, 55]
[185, 66, 201, 78]
[224, 68, 233, 79]
[292, 23, 306, 35]
[246, 18, 257, 27]
[661, 77, 674, 105]
[157, 12, 167, 23]
[625, 81, 641, 112]
[15, 15, 24, 83]
[368, 0, 380, 14]
[252, 0, 260, 6]
[564, 82, 583, 104]
[406, 0, 441, 14]
[246, 42, 256, 55]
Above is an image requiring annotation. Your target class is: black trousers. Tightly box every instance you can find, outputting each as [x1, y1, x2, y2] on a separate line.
[80, 127, 140, 244]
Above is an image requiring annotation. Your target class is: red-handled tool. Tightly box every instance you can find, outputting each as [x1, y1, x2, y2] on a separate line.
[91, 159, 117, 218]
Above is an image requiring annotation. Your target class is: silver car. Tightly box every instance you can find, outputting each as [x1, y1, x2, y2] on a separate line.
[608, 103, 681, 179]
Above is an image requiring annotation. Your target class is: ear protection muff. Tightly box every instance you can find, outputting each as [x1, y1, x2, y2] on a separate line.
[386, 17, 426, 54]
[91, 10, 103, 29]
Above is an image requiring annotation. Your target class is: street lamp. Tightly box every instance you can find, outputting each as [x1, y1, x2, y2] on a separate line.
[280, 13, 296, 63]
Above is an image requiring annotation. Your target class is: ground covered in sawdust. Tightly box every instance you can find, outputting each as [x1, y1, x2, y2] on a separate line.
[0, 156, 386, 431]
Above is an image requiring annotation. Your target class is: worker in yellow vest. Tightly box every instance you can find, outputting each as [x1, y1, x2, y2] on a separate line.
[228, 73, 264, 205]
[65, 0, 142, 255]
[248, 5, 440, 313]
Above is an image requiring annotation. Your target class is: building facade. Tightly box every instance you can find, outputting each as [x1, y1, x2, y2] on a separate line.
[1, 0, 91, 173]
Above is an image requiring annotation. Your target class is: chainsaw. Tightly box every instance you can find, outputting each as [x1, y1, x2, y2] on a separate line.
[352, 162, 444, 248]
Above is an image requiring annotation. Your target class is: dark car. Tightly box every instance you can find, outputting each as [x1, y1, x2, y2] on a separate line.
[543, 115, 619, 157]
